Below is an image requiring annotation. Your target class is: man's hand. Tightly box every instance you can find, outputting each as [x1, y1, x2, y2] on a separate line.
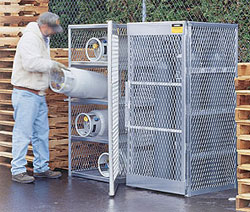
[51, 61, 66, 72]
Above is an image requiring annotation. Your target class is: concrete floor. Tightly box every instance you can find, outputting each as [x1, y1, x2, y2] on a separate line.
[0, 166, 236, 212]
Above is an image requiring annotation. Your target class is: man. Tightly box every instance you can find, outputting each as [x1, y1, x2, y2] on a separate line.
[11, 12, 65, 183]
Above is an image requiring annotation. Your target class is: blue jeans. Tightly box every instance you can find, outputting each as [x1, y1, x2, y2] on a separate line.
[11, 88, 50, 175]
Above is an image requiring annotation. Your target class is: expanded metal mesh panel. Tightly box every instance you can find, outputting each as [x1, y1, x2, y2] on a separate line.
[127, 32, 185, 188]
[190, 73, 236, 113]
[71, 141, 108, 171]
[191, 114, 236, 152]
[118, 27, 128, 177]
[129, 128, 182, 180]
[190, 26, 237, 70]
[188, 23, 237, 195]
[70, 28, 107, 62]
[129, 35, 183, 83]
[127, 22, 237, 196]
[130, 84, 182, 129]
[109, 25, 120, 182]
[70, 103, 108, 173]
[71, 104, 107, 137]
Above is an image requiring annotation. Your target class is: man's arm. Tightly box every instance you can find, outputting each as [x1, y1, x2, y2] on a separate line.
[19, 33, 53, 73]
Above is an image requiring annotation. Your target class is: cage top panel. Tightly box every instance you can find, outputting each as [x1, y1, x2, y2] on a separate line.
[69, 24, 108, 30]
[68, 23, 127, 30]
[128, 21, 186, 35]
[188, 21, 238, 28]
[127, 21, 237, 35]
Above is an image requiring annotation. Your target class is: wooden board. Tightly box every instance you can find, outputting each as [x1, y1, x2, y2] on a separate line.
[0, 5, 48, 14]
[0, 79, 11, 84]
[238, 150, 250, 156]
[238, 63, 250, 77]
[238, 154, 250, 167]
[238, 135, 250, 141]
[0, 141, 32, 150]
[0, 48, 17, 58]
[50, 48, 68, 58]
[0, 120, 14, 126]
[0, 37, 20, 47]
[0, 89, 12, 94]
[0, 0, 49, 7]
[237, 95, 250, 108]
[0, 61, 13, 68]
[0, 16, 37, 26]
[0, 27, 23, 37]
[0, 161, 33, 172]
[237, 195, 250, 212]
[238, 138, 250, 150]
[49, 139, 68, 149]
[236, 108, 250, 122]
[0, 151, 33, 162]
[237, 91, 250, 95]
[239, 164, 250, 172]
[0, 131, 12, 136]
[0, 0, 48, 3]
[235, 78, 250, 90]
[238, 168, 250, 179]
[238, 179, 250, 195]
[0, 100, 12, 105]
[19, 0, 49, 4]
[0, 68, 13, 72]
[237, 123, 250, 136]
[49, 160, 68, 170]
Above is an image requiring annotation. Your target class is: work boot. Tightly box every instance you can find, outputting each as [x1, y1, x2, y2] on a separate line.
[33, 169, 62, 179]
[12, 172, 35, 184]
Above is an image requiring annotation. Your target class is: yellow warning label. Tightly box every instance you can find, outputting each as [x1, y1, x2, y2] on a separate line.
[84, 116, 89, 122]
[171, 24, 184, 34]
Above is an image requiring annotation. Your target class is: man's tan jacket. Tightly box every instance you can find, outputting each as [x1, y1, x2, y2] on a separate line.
[11, 22, 53, 92]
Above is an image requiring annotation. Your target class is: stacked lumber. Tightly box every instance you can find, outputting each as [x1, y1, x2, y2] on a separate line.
[0, 0, 69, 170]
[236, 63, 250, 212]
[46, 49, 68, 170]
[0, 0, 48, 167]
[0, 0, 48, 48]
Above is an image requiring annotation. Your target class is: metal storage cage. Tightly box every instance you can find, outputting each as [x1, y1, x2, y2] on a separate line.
[125, 21, 238, 196]
[67, 21, 128, 196]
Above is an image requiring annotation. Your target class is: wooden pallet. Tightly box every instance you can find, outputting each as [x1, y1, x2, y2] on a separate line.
[0, 0, 48, 47]
[0, 2, 70, 170]
[237, 63, 250, 211]
[0, 0, 49, 5]
[45, 49, 69, 170]
[0, 48, 69, 170]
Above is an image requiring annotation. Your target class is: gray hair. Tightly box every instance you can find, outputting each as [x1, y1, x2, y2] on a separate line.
[37, 12, 60, 27]
[37, 12, 63, 33]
